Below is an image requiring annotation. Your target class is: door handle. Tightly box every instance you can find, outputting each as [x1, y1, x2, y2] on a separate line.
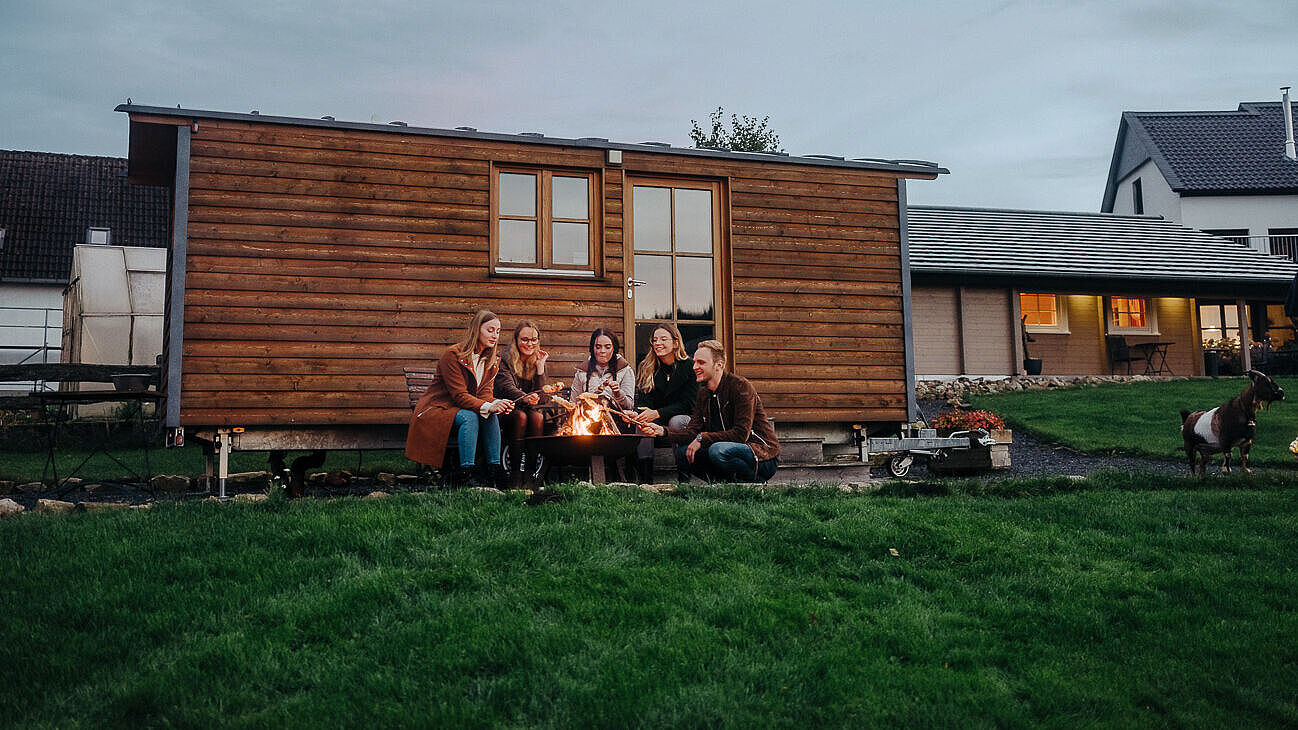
[626, 277, 646, 300]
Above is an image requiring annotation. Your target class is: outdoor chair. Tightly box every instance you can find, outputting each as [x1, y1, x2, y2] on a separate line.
[1106, 335, 1143, 375]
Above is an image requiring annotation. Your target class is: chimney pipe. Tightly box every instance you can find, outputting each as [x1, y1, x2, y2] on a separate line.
[1283, 86, 1296, 161]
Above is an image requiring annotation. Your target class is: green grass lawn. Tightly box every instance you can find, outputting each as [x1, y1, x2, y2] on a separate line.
[969, 376, 1298, 466]
[4, 476, 1298, 728]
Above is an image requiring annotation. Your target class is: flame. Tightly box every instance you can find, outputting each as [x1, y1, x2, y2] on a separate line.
[552, 393, 621, 436]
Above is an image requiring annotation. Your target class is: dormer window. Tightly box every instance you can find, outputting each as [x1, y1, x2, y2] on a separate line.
[86, 227, 111, 245]
[1131, 178, 1144, 215]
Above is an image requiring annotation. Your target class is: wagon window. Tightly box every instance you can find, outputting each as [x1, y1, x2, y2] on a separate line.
[492, 167, 598, 275]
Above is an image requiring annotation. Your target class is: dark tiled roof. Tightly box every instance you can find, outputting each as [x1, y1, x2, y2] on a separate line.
[1106, 102, 1298, 205]
[0, 150, 170, 282]
[907, 206, 1297, 286]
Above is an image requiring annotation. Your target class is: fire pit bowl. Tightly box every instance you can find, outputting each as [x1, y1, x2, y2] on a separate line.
[526, 434, 642, 458]
[525, 434, 644, 484]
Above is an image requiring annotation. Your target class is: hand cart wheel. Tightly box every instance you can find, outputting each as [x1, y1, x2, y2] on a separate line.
[887, 452, 913, 478]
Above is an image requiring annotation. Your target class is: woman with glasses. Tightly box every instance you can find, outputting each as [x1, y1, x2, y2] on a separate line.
[494, 320, 551, 488]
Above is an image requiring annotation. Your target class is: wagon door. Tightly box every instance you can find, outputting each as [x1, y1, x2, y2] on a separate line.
[624, 179, 723, 366]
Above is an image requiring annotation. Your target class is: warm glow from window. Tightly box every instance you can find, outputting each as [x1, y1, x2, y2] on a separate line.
[1020, 293, 1058, 327]
[1111, 297, 1147, 328]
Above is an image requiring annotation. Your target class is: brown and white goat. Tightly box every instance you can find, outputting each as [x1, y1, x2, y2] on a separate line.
[1181, 369, 1285, 475]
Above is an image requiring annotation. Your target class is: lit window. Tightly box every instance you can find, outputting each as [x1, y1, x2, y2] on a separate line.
[1109, 296, 1158, 334]
[493, 168, 598, 274]
[1019, 292, 1067, 333]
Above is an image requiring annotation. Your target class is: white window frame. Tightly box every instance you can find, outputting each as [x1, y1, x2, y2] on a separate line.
[1020, 292, 1069, 334]
[1105, 295, 1159, 335]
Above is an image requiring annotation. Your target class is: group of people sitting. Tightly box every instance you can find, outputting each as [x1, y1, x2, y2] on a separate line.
[405, 309, 781, 489]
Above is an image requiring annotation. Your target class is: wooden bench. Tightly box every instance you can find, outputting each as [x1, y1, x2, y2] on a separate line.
[404, 366, 437, 409]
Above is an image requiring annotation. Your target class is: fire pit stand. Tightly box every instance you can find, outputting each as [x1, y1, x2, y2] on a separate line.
[525, 434, 643, 484]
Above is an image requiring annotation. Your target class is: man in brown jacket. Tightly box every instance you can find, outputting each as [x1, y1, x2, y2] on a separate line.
[639, 340, 780, 483]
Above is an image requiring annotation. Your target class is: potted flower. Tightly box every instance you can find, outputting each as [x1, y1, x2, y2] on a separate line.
[930, 409, 1012, 472]
[1021, 315, 1043, 375]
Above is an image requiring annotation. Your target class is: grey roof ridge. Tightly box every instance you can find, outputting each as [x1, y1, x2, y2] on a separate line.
[909, 203, 1165, 221]
[1120, 112, 1184, 191]
[905, 265, 1292, 282]
[114, 103, 949, 176]
[1126, 106, 1266, 118]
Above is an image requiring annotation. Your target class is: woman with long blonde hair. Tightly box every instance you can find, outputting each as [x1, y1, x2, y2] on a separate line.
[630, 323, 698, 482]
[494, 320, 551, 488]
[405, 309, 515, 487]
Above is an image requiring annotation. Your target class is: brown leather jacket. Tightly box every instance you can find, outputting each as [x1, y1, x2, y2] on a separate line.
[666, 373, 780, 462]
[405, 345, 498, 467]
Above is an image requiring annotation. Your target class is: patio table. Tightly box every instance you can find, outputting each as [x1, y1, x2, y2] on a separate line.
[1130, 341, 1174, 375]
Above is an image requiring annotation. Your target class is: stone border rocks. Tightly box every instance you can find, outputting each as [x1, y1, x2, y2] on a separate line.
[916, 375, 1188, 404]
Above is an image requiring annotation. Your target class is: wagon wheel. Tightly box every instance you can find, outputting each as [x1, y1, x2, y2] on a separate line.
[887, 452, 913, 478]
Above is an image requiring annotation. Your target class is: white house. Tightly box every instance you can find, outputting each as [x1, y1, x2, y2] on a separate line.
[1100, 97, 1298, 349]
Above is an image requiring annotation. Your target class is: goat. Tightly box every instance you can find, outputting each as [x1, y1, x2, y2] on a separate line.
[1181, 369, 1285, 475]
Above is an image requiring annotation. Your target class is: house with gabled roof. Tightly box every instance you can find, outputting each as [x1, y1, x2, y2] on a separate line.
[1100, 97, 1298, 350]
[0, 150, 169, 367]
[907, 205, 1297, 378]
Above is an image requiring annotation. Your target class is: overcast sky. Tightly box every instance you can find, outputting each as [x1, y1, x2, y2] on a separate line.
[3, 0, 1297, 210]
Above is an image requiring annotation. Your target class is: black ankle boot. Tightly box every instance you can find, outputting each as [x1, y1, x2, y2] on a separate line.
[489, 464, 508, 490]
[512, 452, 528, 490]
[461, 464, 488, 488]
[508, 442, 525, 490]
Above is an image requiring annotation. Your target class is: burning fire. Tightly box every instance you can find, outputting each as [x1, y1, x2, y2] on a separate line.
[551, 393, 622, 436]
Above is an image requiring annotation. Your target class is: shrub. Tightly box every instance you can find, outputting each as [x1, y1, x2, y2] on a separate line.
[933, 409, 1005, 431]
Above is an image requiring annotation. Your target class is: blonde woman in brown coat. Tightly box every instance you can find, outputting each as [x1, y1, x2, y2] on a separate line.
[405, 310, 514, 486]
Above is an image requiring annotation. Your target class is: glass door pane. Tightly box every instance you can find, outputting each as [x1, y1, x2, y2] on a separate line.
[674, 188, 713, 254]
[675, 257, 714, 320]
[633, 254, 673, 320]
[633, 186, 671, 252]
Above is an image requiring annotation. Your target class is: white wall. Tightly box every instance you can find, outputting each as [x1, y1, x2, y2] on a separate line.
[1181, 195, 1298, 251]
[0, 283, 64, 366]
[1112, 160, 1181, 220]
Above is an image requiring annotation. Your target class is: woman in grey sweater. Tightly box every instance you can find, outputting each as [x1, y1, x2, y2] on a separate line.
[571, 328, 634, 411]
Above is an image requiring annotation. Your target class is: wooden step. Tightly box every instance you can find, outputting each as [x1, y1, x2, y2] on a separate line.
[779, 437, 824, 464]
[766, 461, 871, 486]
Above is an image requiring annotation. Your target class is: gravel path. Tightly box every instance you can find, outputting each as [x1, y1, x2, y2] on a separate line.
[994, 430, 1186, 478]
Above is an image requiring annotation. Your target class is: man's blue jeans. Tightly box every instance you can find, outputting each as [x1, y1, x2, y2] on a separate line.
[674, 441, 778, 483]
[453, 409, 502, 468]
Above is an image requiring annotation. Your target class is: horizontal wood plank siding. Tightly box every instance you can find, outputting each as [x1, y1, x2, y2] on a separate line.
[165, 117, 917, 427]
[179, 119, 621, 426]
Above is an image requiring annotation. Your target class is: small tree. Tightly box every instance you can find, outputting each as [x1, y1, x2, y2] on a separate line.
[689, 107, 784, 153]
